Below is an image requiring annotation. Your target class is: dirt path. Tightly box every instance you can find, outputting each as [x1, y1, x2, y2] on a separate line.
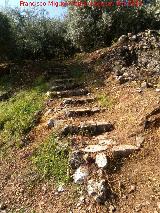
[0, 64, 160, 213]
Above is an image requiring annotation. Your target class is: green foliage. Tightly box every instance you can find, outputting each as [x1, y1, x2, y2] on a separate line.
[1, 8, 75, 60]
[0, 1, 159, 59]
[32, 133, 69, 183]
[0, 77, 48, 144]
[66, 1, 160, 51]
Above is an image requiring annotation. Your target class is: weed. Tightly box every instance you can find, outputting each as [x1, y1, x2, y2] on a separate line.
[97, 93, 114, 108]
[32, 133, 70, 184]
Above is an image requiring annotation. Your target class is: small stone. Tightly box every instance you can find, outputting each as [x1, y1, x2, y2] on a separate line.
[95, 153, 108, 168]
[136, 135, 145, 147]
[118, 35, 128, 43]
[87, 179, 108, 204]
[69, 150, 85, 169]
[73, 166, 89, 184]
[156, 88, 160, 92]
[117, 76, 129, 84]
[79, 196, 85, 202]
[130, 35, 137, 41]
[47, 119, 54, 128]
[141, 81, 148, 89]
[128, 32, 132, 37]
[128, 185, 136, 193]
[46, 99, 54, 107]
[57, 185, 65, 192]
[109, 205, 116, 213]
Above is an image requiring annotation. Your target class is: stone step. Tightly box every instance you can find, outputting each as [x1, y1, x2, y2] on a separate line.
[60, 121, 114, 136]
[65, 107, 100, 117]
[112, 144, 139, 157]
[52, 73, 70, 79]
[48, 71, 68, 75]
[61, 97, 95, 105]
[50, 83, 83, 91]
[52, 78, 75, 84]
[82, 141, 139, 157]
[49, 88, 89, 98]
[48, 69, 68, 75]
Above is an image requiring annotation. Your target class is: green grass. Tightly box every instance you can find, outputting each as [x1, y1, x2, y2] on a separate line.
[32, 133, 70, 184]
[0, 76, 48, 149]
[97, 93, 114, 108]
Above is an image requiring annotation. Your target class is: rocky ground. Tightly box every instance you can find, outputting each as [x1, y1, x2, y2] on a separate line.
[0, 30, 160, 213]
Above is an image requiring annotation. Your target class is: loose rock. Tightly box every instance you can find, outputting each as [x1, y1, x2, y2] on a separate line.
[141, 81, 148, 89]
[57, 185, 65, 193]
[136, 135, 145, 147]
[87, 179, 108, 203]
[95, 153, 108, 168]
[47, 119, 54, 128]
[155, 88, 160, 92]
[128, 184, 136, 193]
[73, 166, 89, 184]
[69, 150, 85, 169]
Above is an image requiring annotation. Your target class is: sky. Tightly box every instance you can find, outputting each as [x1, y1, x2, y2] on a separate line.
[0, 0, 67, 18]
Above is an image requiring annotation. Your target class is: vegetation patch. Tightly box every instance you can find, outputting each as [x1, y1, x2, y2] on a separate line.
[97, 93, 114, 108]
[32, 133, 70, 184]
[0, 76, 48, 150]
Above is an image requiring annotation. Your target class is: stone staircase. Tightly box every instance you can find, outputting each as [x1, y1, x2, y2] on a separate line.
[44, 67, 140, 204]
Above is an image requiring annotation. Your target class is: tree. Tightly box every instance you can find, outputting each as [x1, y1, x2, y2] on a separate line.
[0, 12, 14, 59]
[66, 0, 160, 51]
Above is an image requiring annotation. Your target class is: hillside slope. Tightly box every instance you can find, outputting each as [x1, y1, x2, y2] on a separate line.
[0, 30, 160, 213]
